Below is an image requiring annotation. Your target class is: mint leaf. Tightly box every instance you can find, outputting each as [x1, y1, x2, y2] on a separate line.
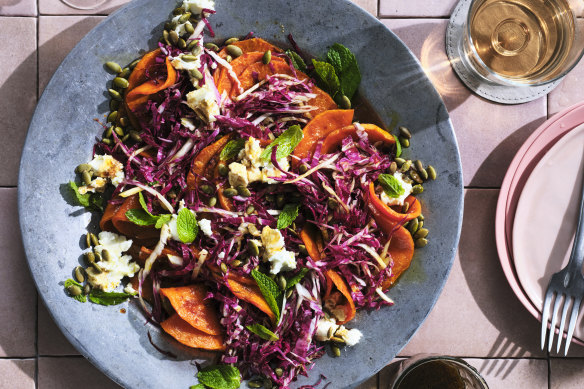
[393, 134, 402, 158]
[68, 181, 91, 207]
[277, 203, 300, 230]
[197, 365, 241, 389]
[88, 290, 133, 306]
[177, 208, 198, 243]
[189, 385, 206, 389]
[138, 191, 150, 214]
[155, 214, 172, 229]
[125, 209, 159, 226]
[260, 125, 303, 162]
[246, 323, 279, 341]
[251, 269, 283, 320]
[378, 174, 405, 198]
[326, 43, 361, 99]
[220, 139, 245, 161]
[286, 268, 309, 290]
[312, 59, 340, 98]
[64, 279, 86, 303]
[286, 49, 307, 72]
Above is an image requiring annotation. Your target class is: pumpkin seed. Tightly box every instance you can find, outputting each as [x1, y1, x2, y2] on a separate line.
[81, 170, 92, 185]
[118, 67, 131, 79]
[220, 263, 228, 273]
[418, 168, 428, 181]
[226, 44, 243, 58]
[208, 197, 217, 207]
[102, 249, 112, 262]
[129, 58, 140, 69]
[410, 170, 423, 184]
[398, 126, 412, 139]
[178, 12, 191, 23]
[169, 30, 179, 45]
[418, 214, 425, 221]
[328, 198, 338, 209]
[113, 77, 129, 89]
[172, 6, 184, 15]
[75, 163, 92, 174]
[399, 136, 410, 148]
[186, 39, 198, 51]
[107, 111, 118, 123]
[83, 284, 91, 295]
[232, 259, 242, 267]
[427, 165, 437, 180]
[223, 188, 238, 198]
[184, 21, 195, 34]
[332, 345, 341, 357]
[401, 202, 410, 213]
[286, 288, 294, 299]
[192, 45, 203, 57]
[412, 184, 424, 195]
[121, 134, 130, 143]
[180, 53, 198, 62]
[263, 379, 273, 389]
[102, 138, 112, 145]
[277, 275, 287, 290]
[276, 194, 285, 208]
[218, 163, 228, 176]
[298, 164, 308, 174]
[248, 380, 263, 388]
[225, 37, 239, 45]
[262, 50, 272, 65]
[200, 184, 214, 195]
[102, 127, 112, 139]
[85, 251, 95, 264]
[415, 238, 428, 248]
[204, 42, 219, 51]
[246, 205, 255, 214]
[118, 116, 129, 127]
[129, 130, 142, 143]
[162, 30, 171, 45]
[94, 251, 102, 262]
[400, 160, 412, 172]
[414, 160, 424, 172]
[407, 218, 419, 235]
[339, 95, 351, 109]
[248, 240, 260, 257]
[92, 262, 103, 273]
[74, 266, 85, 283]
[418, 220, 424, 229]
[389, 161, 397, 174]
[237, 185, 251, 197]
[189, 68, 203, 80]
[330, 336, 345, 344]
[114, 126, 124, 137]
[401, 175, 413, 184]
[67, 285, 82, 297]
[225, 55, 233, 63]
[275, 368, 283, 377]
[395, 157, 406, 167]
[85, 233, 92, 248]
[105, 61, 122, 74]
[298, 244, 308, 255]
[414, 228, 429, 239]
[109, 99, 120, 111]
[178, 38, 187, 49]
[108, 89, 122, 101]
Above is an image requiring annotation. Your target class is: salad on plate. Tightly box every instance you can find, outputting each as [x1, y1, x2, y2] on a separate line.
[64, 1, 436, 387]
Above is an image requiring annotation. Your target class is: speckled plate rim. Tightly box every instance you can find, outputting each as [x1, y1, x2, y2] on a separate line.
[495, 101, 584, 346]
[18, 0, 464, 387]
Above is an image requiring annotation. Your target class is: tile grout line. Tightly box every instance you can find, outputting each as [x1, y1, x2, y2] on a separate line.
[35, 2, 39, 388]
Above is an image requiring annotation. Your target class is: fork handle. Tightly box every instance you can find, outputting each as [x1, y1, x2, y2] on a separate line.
[567, 150, 584, 276]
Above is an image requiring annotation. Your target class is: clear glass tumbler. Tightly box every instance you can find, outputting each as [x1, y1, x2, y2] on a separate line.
[456, 0, 584, 86]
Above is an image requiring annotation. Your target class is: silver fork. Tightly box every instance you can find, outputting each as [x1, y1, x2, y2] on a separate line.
[541, 164, 584, 355]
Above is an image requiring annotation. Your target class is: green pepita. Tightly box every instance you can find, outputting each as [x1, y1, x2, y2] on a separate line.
[298, 244, 308, 255]
[327, 198, 338, 209]
[94, 251, 102, 262]
[118, 116, 129, 127]
[129, 58, 141, 69]
[114, 126, 124, 137]
[399, 136, 410, 148]
[107, 111, 118, 123]
[105, 61, 122, 74]
[411, 184, 424, 195]
[118, 67, 131, 79]
[182, 54, 199, 62]
[172, 7, 184, 15]
[218, 163, 229, 176]
[401, 201, 410, 213]
[415, 238, 428, 248]
[121, 134, 130, 143]
[398, 126, 412, 139]
[83, 284, 91, 295]
[91, 262, 103, 273]
[208, 197, 217, 207]
[400, 160, 412, 172]
[418, 214, 425, 221]
[113, 77, 129, 89]
[262, 50, 272, 65]
[108, 89, 122, 101]
[225, 37, 240, 45]
[330, 336, 345, 344]
[109, 99, 120, 111]
[232, 259, 242, 267]
[277, 275, 287, 290]
[395, 157, 406, 167]
[418, 168, 428, 181]
[407, 218, 419, 235]
[298, 164, 308, 174]
[225, 55, 233, 63]
[102, 138, 111, 146]
[85, 251, 95, 264]
[246, 205, 255, 214]
[220, 263, 228, 273]
[169, 30, 179, 45]
[67, 284, 82, 297]
[129, 130, 142, 143]
[410, 170, 423, 184]
[389, 161, 397, 174]
[286, 288, 294, 299]
[178, 38, 187, 49]
[178, 12, 191, 23]
[236, 185, 251, 197]
[204, 42, 220, 51]
[162, 30, 171, 45]
[75, 163, 92, 174]
[332, 345, 341, 357]
[223, 188, 238, 198]
[414, 228, 429, 239]
[226, 44, 243, 58]
[102, 249, 112, 262]
[187, 39, 198, 51]
[427, 165, 437, 180]
[275, 368, 283, 377]
[418, 220, 424, 229]
[184, 21, 195, 35]
[248, 380, 263, 388]
[263, 379, 273, 389]
[82, 170, 92, 185]
[414, 160, 424, 172]
[85, 233, 92, 248]
[200, 184, 214, 195]
[74, 266, 85, 283]
[339, 95, 351, 109]
[189, 68, 203, 80]
[103, 126, 112, 139]
[247, 240, 260, 257]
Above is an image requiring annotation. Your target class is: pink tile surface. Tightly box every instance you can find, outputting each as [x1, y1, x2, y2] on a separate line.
[39, 0, 129, 15]
[38, 357, 122, 388]
[550, 358, 584, 389]
[399, 190, 545, 358]
[0, 17, 37, 187]
[0, 0, 37, 15]
[380, 0, 457, 17]
[0, 359, 35, 389]
[38, 16, 106, 96]
[38, 302, 80, 356]
[0, 189, 36, 357]
[350, 0, 377, 16]
[382, 18, 547, 187]
[468, 358, 548, 389]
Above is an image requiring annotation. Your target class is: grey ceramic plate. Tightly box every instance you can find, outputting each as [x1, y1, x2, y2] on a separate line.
[18, 0, 463, 387]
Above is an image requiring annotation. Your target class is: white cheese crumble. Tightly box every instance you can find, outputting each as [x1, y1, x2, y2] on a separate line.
[315, 317, 363, 346]
[182, 0, 215, 14]
[86, 231, 139, 292]
[260, 226, 296, 274]
[199, 218, 213, 237]
[186, 83, 220, 122]
[78, 155, 125, 194]
[379, 172, 413, 206]
[228, 162, 249, 187]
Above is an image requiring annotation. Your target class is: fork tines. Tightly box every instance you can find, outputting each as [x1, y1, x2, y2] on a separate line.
[541, 288, 583, 355]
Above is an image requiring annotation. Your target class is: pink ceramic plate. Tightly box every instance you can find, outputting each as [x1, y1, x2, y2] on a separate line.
[495, 102, 584, 345]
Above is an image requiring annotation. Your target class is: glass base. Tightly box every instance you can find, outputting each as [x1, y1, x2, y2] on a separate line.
[446, 0, 562, 104]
